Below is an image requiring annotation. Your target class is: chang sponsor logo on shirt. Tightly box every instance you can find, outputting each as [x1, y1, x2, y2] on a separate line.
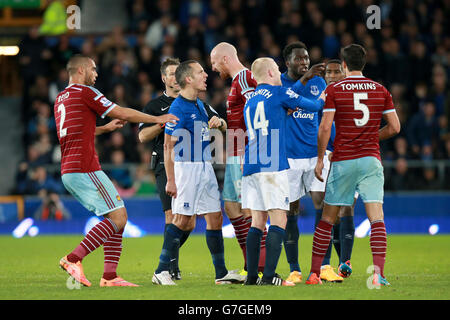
[292, 109, 315, 120]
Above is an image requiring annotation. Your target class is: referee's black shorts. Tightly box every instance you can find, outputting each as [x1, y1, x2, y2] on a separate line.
[153, 159, 172, 213]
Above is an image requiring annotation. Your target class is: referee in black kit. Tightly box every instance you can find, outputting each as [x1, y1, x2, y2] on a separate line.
[138, 58, 196, 280]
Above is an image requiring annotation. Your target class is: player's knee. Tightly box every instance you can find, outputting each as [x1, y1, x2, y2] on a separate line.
[224, 201, 242, 219]
[288, 200, 299, 216]
[311, 191, 325, 210]
[339, 206, 353, 217]
[106, 207, 128, 230]
[205, 211, 223, 230]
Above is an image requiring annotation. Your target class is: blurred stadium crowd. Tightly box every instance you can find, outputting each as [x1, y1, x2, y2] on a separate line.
[14, 0, 450, 199]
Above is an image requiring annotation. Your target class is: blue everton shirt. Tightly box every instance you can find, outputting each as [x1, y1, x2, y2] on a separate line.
[243, 84, 324, 176]
[281, 73, 331, 157]
[165, 95, 214, 162]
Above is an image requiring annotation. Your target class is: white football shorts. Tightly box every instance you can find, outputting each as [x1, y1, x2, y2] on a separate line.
[241, 170, 290, 211]
[172, 161, 221, 216]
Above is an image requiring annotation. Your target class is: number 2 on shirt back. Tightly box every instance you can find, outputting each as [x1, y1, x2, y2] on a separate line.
[58, 103, 67, 138]
[246, 101, 269, 140]
[353, 93, 369, 127]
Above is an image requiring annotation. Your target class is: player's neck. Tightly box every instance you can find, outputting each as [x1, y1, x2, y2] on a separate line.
[165, 87, 179, 98]
[68, 76, 86, 86]
[180, 87, 198, 101]
[346, 71, 363, 77]
[229, 62, 246, 79]
[287, 70, 300, 81]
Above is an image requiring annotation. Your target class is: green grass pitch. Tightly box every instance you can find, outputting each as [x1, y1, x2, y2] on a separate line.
[0, 234, 449, 300]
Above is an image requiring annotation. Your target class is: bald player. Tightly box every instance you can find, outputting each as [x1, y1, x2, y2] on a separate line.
[210, 42, 267, 274]
[242, 57, 325, 286]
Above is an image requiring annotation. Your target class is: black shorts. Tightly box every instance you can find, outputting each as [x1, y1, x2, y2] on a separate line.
[154, 159, 172, 212]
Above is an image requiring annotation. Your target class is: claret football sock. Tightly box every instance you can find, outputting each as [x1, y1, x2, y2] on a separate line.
[310, 220, 333, 276]
[283, 215, 300, 272]
[370, 220, 387, 278]
[229, 215, 252, 268]
[206, 229, 228, 279]
[155, 223, 182, 274]
[68, 218, 119, 263]
[103, 228, 124, 280]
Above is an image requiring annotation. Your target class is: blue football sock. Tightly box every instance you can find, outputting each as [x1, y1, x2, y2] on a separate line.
[206, 229, 228, 279]
[263, 225, 286, 281]
[332, 223, 341, 259]
[283, 215, 300, 272]
[246, 227, 263, 280]
[156, 224, 182, 274]
[339, 216, 355, 262]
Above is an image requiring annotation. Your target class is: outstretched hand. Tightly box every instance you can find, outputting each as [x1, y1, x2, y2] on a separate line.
[159, 113, 179, 125]
[105, 119, 126, 132]
[300, 63, 325, 84]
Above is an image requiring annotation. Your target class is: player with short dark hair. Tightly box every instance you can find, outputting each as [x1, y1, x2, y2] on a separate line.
[138, 57, 195, 281]
[57, 54, 178, 287]
[280, 41, 331, 283]
[314, 59, 357, 281]
[152, 60, 244, 286]
[306, 44, 400, 286]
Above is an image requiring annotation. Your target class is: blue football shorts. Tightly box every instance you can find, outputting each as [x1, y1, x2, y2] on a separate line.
[61, 170, 125, 216]
[324, 156, 384, 206]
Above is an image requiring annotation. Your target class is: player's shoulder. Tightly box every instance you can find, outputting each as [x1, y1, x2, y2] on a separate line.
[235, 68, 257, 90]
[311, 75, 326, 86]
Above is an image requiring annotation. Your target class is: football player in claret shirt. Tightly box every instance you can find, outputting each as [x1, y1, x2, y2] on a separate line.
[321, 59, 357, 280]
[210, 42, 267, 275]
[306, 44, 400, 286]
[57, 55, 178, 287]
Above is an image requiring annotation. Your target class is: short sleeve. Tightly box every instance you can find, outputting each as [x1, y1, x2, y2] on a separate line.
[323, 85, 336, 113]
[82, 86, 116, 118]
[164, 103, 184, 136]
[383, 86, 396, 114]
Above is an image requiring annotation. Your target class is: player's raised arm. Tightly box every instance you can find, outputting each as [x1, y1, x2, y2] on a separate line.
[282, 87, 324, 112]
[107, 105, 178, 125]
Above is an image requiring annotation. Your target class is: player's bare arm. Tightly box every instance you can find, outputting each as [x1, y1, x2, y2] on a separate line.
[95, 119, 126, 136]
[315, 110, 334, 182]
[107, 105, 178, 125]
[164, 133, 178, 198]
[138, 124, 164, 143]
[379, 111, 401, 141]
[300, 63, 325, 85]
[208, 116, 227, 133]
